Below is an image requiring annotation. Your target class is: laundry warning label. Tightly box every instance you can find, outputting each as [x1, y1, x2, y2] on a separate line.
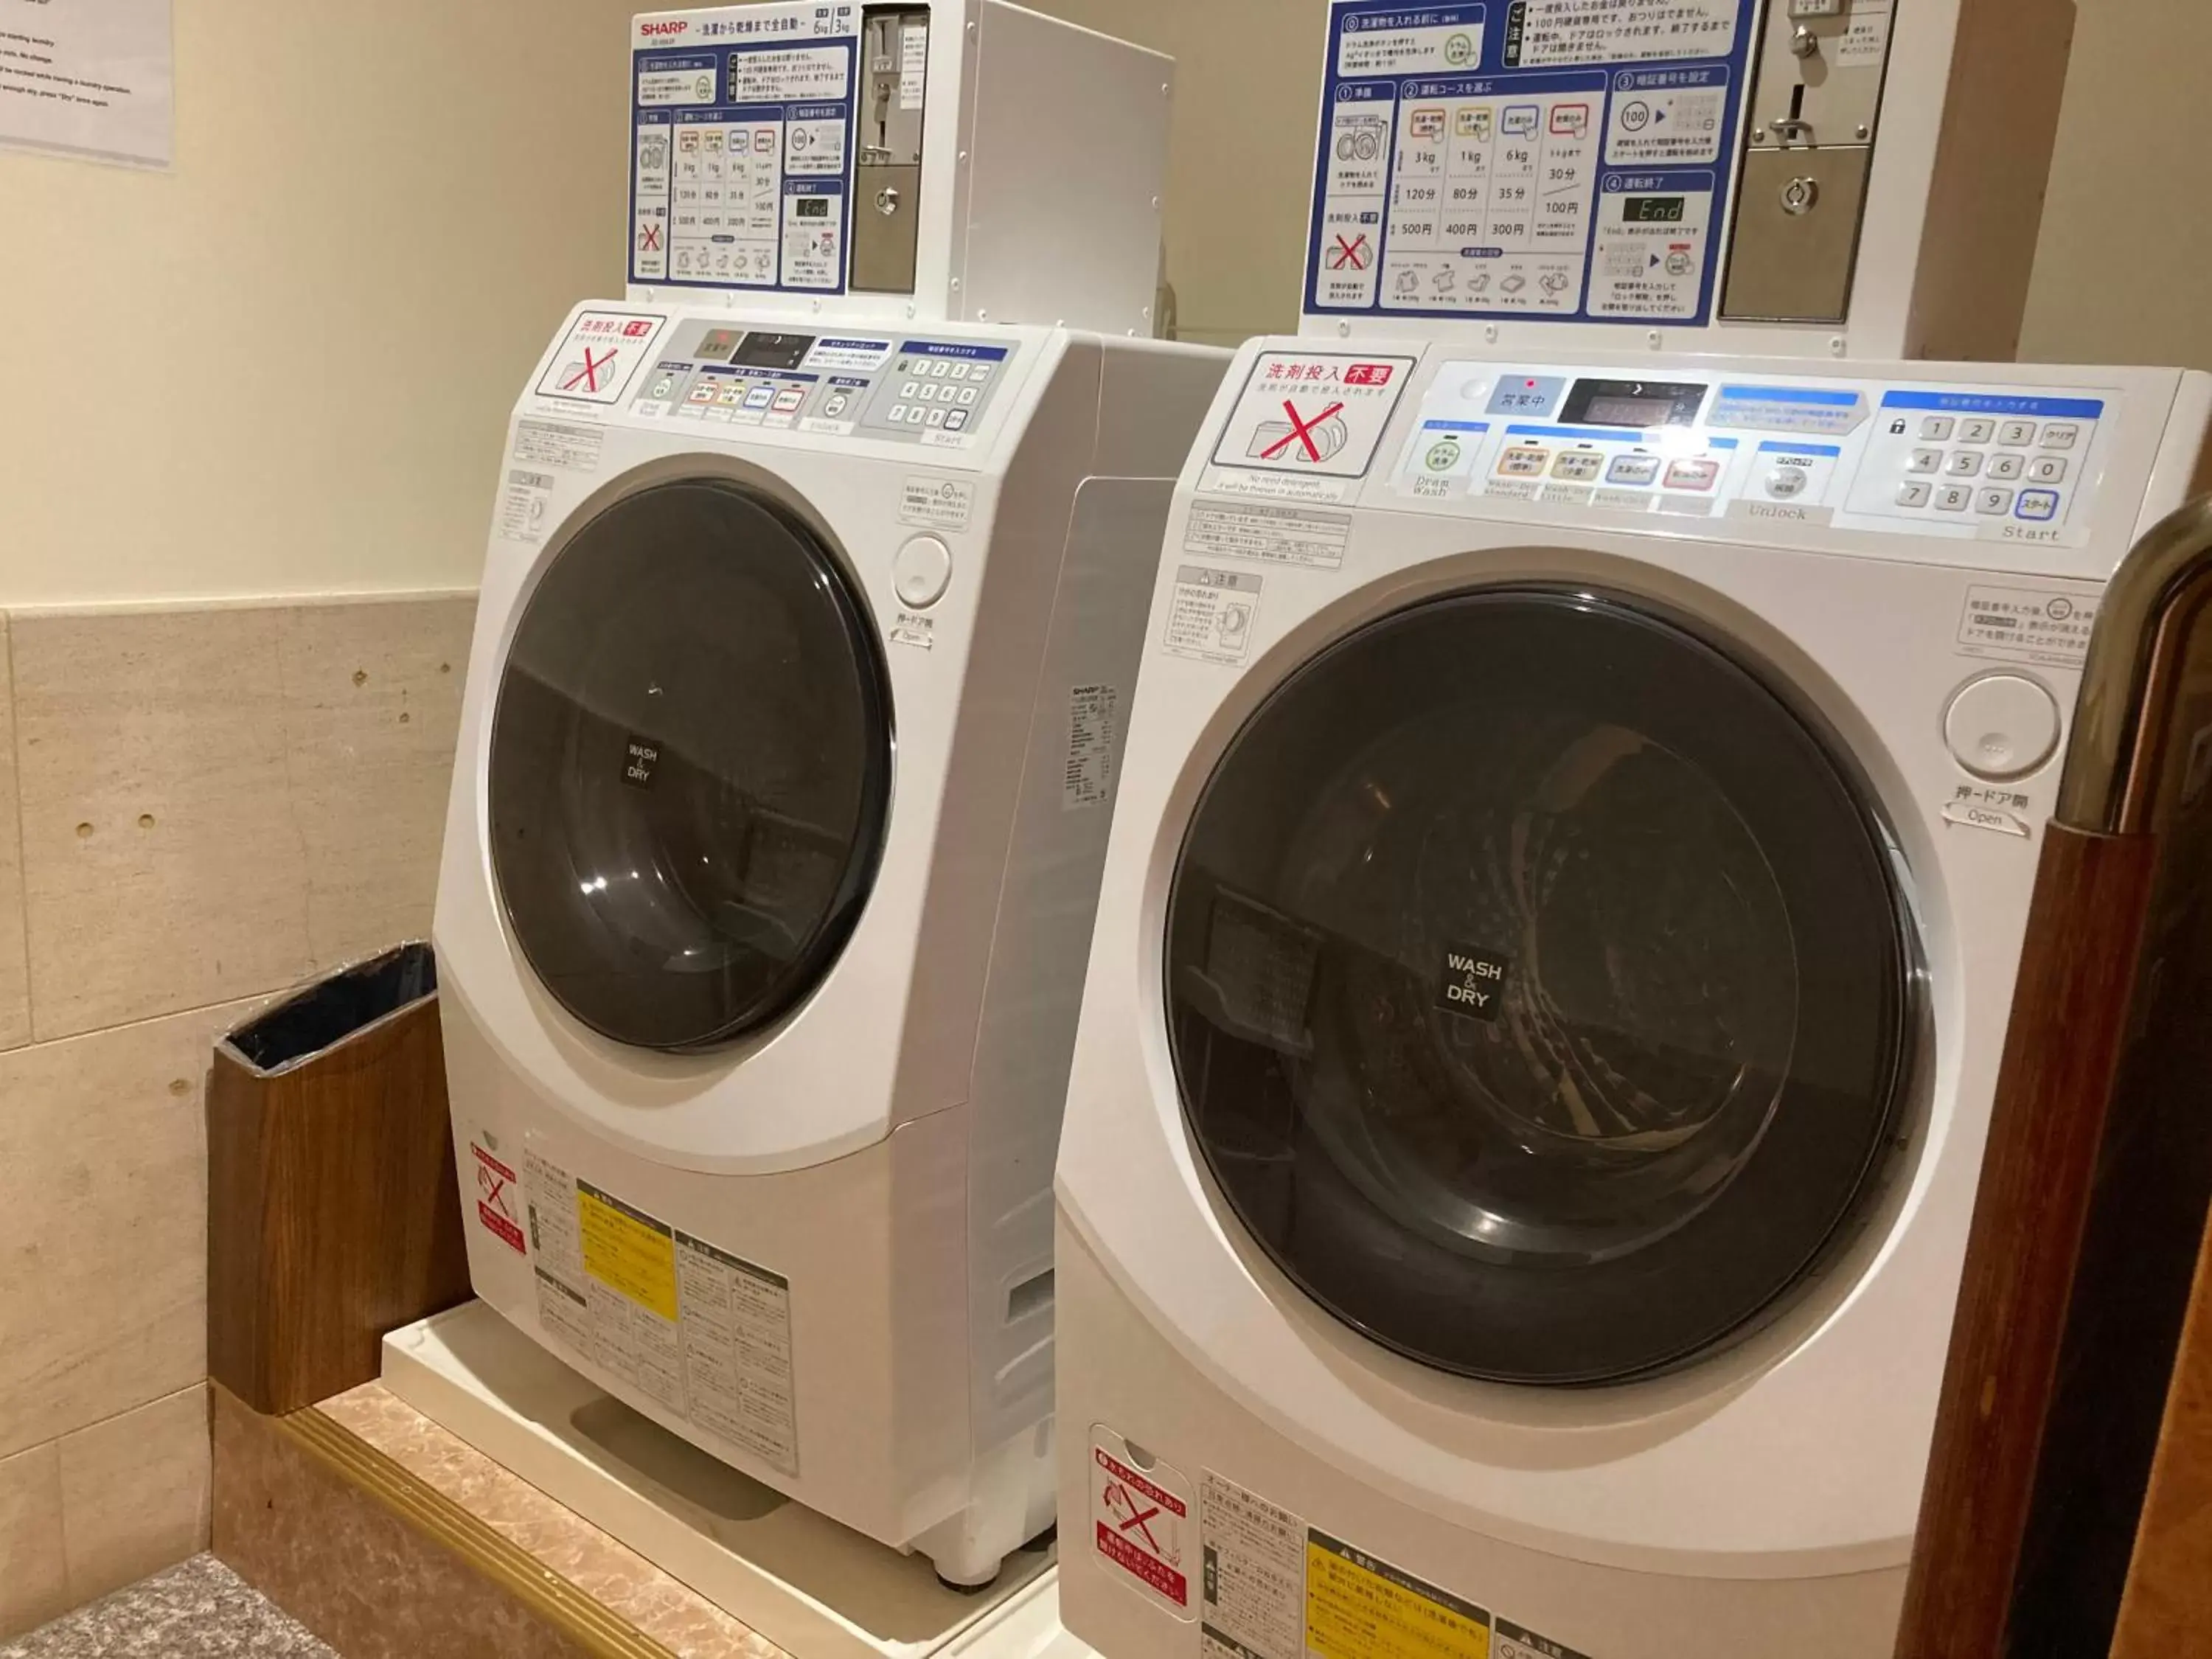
[1200, 1470, 1526, 1659]
[1201, 1472, 1304, 1659]
[1205, 352, 1418, 503]
[535, 310, 666, 406]
[1092, 1427, 1195, 1618]
[1163, 566, 1263, 667]
[1493, 1619, 1593, 1659]
[579, 1183, 681, 1321]
[522, 1151, 801, 1476]
[1183, 502, 1352, 571]
[1306, 1531, 1493, 1658]
[470, 1142, 527, 1256]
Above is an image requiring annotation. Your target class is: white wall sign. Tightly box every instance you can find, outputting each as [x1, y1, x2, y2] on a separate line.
[0, 0, 173, 168]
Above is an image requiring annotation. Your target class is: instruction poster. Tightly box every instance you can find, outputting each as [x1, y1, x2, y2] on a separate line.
[1306, 0, 1758, 327]
[630, 1, 861, 293]
[0, 0, 172, 167]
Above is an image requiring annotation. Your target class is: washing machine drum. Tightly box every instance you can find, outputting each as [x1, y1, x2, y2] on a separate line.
[1167, 588, 1916, 1385]
[489, 476, 892, 1053]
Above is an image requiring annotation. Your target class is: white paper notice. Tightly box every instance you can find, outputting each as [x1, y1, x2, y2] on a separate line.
[898, 22, 927, 110]
[0, 0, 172, 167]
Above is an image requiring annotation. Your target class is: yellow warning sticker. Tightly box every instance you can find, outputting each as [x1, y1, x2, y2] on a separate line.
[1304, 1530, 1492, 1659]
[577, 1180, 678, 1321]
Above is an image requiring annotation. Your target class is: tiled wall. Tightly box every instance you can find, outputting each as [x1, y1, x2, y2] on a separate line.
[0, 591, 476, 1635]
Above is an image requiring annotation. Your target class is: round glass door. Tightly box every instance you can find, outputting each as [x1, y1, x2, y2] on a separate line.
[1166, 589, 1914, 1385]
[489, 476, 892, 1052]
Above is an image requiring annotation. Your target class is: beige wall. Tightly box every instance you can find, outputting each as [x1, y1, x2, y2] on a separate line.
[2020, 0, 2212, 370]
[0, 0, 636, 607]
[1040, 0, 2212, 372]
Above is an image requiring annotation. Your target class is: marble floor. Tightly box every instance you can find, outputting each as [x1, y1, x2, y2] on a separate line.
[0, 1556, 333, 1659]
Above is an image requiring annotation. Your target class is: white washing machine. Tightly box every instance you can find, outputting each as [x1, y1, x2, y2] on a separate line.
[437, 305, 1222, 1583]
[1054, 342, 2212, 1656]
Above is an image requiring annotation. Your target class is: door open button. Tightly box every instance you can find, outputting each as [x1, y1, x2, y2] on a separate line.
[893, 535, 953, 609]
[1943, 672, 2060, 780]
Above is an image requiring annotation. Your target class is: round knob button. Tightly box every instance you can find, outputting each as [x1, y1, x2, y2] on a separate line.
[892, 535, 953, 610]
[1944, 673, 2062, 780]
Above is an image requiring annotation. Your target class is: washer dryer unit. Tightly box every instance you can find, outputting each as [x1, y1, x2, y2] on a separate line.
[437, 305, 1223, 1584]
[1055, 344, 2212, 1655]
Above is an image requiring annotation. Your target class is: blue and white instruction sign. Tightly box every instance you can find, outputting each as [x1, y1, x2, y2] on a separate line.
[630, 3, 860, 294]
[1306, 0, 1757, 327]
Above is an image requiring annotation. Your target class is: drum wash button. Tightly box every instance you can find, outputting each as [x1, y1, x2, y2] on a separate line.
[893, 535, 954, 609]
[1944, 672, 2061, 780]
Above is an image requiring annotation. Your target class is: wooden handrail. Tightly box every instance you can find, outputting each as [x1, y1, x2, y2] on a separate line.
[1896, 497, 2212, 1658]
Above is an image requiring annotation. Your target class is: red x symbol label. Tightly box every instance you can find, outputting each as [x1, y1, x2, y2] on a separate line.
[1328, 232, 1369, 271]
[1119, 1501, 1163, 1554]
[1105, 1481, 1164, 1555]
[638, 221, 663, 253]
[1261, 400, 1345, 462]
[563, 347, 617, 393]
[477, 1165, 514, 1217]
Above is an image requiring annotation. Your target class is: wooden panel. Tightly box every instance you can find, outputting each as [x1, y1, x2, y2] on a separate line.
[206, 962, 471, 1415]
[2111, 1211, 2212, 1655]
[2003, 729, 2212, 1649]
[1893, 824, 2159, 1659]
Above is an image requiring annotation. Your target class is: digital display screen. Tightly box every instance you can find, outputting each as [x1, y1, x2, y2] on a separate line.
[1584, 394, 1681, 428]
[732, 333, 814, 371]
[1561, 378, 1708, 430]
[796, 197, 830, 219]
[1623, 195, 1687, 223]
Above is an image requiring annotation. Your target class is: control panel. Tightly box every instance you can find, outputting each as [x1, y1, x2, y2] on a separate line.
[1191, 346, 2121, 552]
[1384, 364, 2107, 545]
[619, 317, 1017, 450]
[1844, 392, 2095, 530]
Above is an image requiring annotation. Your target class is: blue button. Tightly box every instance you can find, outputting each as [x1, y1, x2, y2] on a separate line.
[2016, 490, 2060, 522]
